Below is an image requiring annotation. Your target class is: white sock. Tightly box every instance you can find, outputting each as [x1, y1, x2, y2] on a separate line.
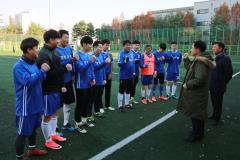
[172, 84, 177, 96]
[41, 122, 51, 142]
[141, 88, 146, 98]
[146, 88, 151, 98]
[166, 85, 171, 96]
[125, 93, 130, 105]
[63, 104, 71, 126]
[50, 117, 57, 136]
[118, 92, 123, 108]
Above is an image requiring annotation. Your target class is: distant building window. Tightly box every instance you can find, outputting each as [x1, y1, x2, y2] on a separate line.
[214, 8, 218, 13]
[196, 21, 209, 26]
[197, 9, 209, 14]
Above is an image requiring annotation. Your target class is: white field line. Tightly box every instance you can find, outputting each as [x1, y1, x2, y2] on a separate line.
[89, 71, 240, 160]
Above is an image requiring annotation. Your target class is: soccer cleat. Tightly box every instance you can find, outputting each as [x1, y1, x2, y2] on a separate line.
[118, 106, 126, 112]
[51, 134, 67, 142]
[26, 148, 47, 157]
[82, 121, 95, 128]
[141, 98, 147, 104]
[165, 95, 170, 100]
[87, 116, 95, 123]
[159, 96, 167, 101]
[131, 97, 139, 104]
[45, 141, 62, 150]
[100, 108, 105, 113]
[151, 96, 157, 102]
[126, 104, 134, 109]
[62, 123, 75, 132]
[107, 107, 115, 111]
[56, 128, 64, 137]
[75, 123, 87, 134]
[172, 95, 179, 100]
[147, 98, 153, 103]
[94, 112, 105, 118]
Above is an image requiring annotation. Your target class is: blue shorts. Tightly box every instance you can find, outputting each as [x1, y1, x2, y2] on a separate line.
[16, 112, 42, 136]
[166, 73, 179, 82]
[43, 92, 61, 116]
[141, 75, 154, 85]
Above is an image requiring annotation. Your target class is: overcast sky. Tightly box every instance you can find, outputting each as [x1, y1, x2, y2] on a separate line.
[0, 0, 203, 30]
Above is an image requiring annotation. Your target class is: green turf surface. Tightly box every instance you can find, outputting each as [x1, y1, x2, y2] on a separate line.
[0, 54, 239, 160]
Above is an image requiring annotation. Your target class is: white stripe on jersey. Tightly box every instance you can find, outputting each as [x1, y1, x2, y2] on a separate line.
[18, 117, 24, 135]
[77, 73, 81, 88]
[44, 95, 48, 116]
[24, 86, 27, 116]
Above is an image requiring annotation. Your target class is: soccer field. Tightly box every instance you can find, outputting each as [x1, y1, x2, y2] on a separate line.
[0, 54, 240, 160]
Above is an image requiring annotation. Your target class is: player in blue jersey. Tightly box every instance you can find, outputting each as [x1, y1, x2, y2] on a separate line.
[102, 39, 115, 112]
[165, 42, 182, 99]
[55, 30, 75, 132]
[91, 41, 111, 117]
[13, 38, 49, 160]
[130, 40, 141, 105]
[74, 36, 96, 134]
[118, 40, 135, 112]
[152, 43, 168, 102]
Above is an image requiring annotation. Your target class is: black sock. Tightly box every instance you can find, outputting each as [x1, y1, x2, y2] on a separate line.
[28, 129, 37, 150]
[16, 135, 26, 159]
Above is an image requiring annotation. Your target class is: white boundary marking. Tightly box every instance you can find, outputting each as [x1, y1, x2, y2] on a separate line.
[89, 71, 240, 160]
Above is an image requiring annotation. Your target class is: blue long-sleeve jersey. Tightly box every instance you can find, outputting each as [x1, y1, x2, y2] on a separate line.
[165, 50, 182, 74]
[92, 52, 106, 86]
[102, 51, 113, 74]
[74, 51, 95, 89]
[153, 50, 166, 74]
[131, 49, 141, 76]
[13, 57, 46, 116]
[118, 49, 135, 80]
[55, 45, 74, 83]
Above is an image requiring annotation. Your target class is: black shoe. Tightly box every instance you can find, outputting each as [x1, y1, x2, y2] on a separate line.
[126, 104, 134, 109]
[184, 132, 204, 143]
[119, 106, 126, 112]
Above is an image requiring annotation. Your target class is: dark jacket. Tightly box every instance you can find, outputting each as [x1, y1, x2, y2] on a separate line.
[177, 56, 214, 120]
[36, 44, 67, 94]
[209, 53, 233, 93]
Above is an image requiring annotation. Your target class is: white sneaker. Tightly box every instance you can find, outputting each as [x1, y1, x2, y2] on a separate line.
[100, 108, 105, 113]
[131, 97, 139, 104]
[75, 123, 87, 134]
[107, 107, 115, 111]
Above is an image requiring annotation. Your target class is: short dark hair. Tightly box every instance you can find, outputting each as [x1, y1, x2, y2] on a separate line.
[171, 41, 177, 45]
[93, 40, 103, 48]
[20, 37, 39, 54]
[212, 41, 225, 51]
[193, 40, 207, 52]
[122, 40, 131, 46]
[145, 44, 152, 49]
[43, 29, 60, 43]
[59, 29, 69, 37]
[102, 39, 110, 45]
[80, 36, 93, 47]
[159, 43, 167, 51]
[132, 40, 141, 44]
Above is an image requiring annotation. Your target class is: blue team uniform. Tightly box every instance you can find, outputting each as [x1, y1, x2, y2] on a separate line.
[165, 50, 182, 81]
[55, 45, 74, 83]
[102, 51, 113, 75]
[74, 51, 95, 89]
[13, 57, 46, 136]
[92, 52, 106, 86]
[118, 50, 135, 80]
[131, 49, 141, 77]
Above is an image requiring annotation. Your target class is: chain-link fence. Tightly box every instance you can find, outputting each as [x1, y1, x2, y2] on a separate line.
[96, 25, 240, 55]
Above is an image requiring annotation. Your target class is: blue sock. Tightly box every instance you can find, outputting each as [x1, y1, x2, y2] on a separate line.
[152, 85, 156, 96]
[159, 85, 163, 96]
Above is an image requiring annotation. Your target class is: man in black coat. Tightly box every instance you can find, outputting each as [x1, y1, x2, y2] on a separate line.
[209, 42, 233, 126]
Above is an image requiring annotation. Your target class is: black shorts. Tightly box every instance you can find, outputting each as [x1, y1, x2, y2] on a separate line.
[61, 80, 75, 105]
[119, 78, 133, 94]
[154, 73, 165, 85]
